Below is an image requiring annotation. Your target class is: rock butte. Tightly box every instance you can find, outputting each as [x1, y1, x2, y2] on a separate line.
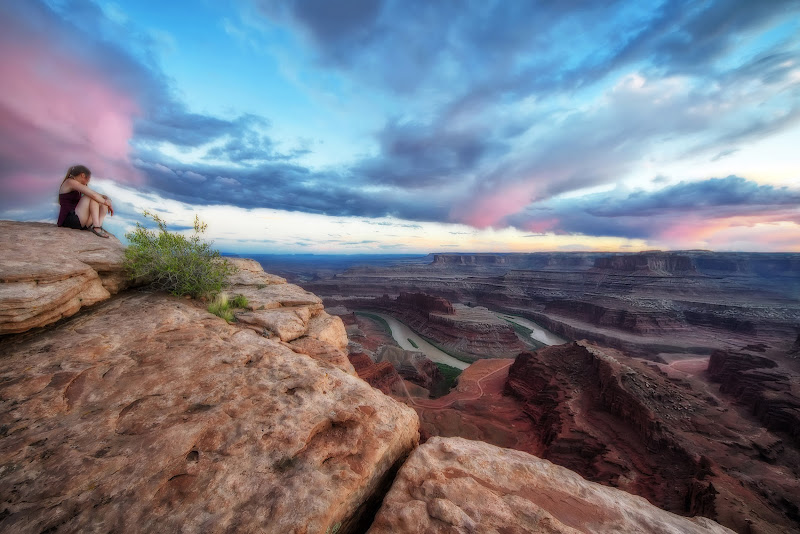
[0, 221, 737, 532]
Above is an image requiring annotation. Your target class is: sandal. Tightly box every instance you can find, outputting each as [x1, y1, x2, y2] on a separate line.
[91, 226, 110, 238]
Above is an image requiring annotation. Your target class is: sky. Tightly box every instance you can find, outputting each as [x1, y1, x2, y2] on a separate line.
[1, 0, 799, 254]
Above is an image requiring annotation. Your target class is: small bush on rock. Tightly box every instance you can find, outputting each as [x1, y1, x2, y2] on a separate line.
[125, 211, 235, 298]
[208, 293, 249, 322]
[231, 294, 249, 308]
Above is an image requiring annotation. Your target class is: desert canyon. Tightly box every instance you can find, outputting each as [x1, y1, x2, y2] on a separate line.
[1, 220, 799, 533]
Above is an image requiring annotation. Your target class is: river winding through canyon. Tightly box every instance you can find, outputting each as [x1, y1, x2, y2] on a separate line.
[495, 313, 569, 346]
[363, 310, 566, 370]
[363, 311, 470, 369]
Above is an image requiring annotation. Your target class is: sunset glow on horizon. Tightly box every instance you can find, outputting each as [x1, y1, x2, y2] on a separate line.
[1, 1, 798, 253]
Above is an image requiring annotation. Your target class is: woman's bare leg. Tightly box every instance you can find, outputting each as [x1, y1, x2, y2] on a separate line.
[96, 203, 108, 228]
[75, 197, 109, 229]
[89, 198, 101, 228]
[75, 196, 92, 227]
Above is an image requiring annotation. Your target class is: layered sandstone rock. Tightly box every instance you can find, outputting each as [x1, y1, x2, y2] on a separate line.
[348, 351, 405, 395]
[396, 292, 454, 315]
[0, 220, 129, 334]
[368, 437, 732, 534]
[592, 253, 696, 274]
[325, 294, 525, 360]
[503, 341, 800, 533]
[707, 350, 800, 446]
[0, 292, 419, 533]
[225, 257, 354, 376]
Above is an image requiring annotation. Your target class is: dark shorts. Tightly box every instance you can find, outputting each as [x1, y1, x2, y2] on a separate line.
[61, 210, 89, 230]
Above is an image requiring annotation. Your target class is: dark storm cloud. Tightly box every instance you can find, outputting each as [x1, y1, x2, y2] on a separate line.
[588, 177, 800, 217]
[130, 155, 453, 223]
[355, 119, 504, 187]
[509, 177, 800, 239]
[258, 0, 383, 62]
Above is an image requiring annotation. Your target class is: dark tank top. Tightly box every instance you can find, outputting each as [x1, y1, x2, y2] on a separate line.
[57, 190, 81, 226]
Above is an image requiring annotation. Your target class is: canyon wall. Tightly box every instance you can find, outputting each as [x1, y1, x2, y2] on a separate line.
[502, 341, 800, 533]
[707, 350, 800, 447]
[304, 251, 800, 357]
[326, 293, 525, 360]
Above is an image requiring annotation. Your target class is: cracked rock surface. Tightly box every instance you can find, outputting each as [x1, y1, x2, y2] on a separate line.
[368, 436, 733, 534]
[0, 292, 419, 533]
[0, 221, 128, 334]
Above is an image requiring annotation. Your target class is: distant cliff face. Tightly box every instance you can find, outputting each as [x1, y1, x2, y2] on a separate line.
[304, 250, 800, 356]
[593, 253, 696, 274]
[432, 253, 507, 265]
[707, 350, 800, 446]
[396, 292, 454, 315]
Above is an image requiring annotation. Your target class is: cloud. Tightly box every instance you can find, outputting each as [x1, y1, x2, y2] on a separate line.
[2, 0, 798, 255]
[355, 119, 504, 188]
[0, 1, 144, 214]
[508, 176, 800, 243]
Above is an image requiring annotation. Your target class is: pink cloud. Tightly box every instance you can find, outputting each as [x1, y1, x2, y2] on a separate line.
[523, 218, 559, 234]
[0, 12, 142, 216]
[656, 213, 800, 252]
[451, 180, 542, 228]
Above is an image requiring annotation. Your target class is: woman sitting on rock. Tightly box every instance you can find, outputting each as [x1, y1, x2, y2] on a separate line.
[57, 165, 114, 238]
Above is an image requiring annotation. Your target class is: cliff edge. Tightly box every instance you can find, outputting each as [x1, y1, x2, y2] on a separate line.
[0, 221, 129, 334]
[0, 221, 419, 533]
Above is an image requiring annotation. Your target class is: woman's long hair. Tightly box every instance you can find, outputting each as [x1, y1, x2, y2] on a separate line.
[58, 164, 92, 204]
[61, 164, 91, 185]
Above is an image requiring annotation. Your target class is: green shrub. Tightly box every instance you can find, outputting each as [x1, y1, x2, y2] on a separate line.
[208, 294, 230, 320]
[435, 362, 462, 390]
[124, 211, 235, 298]
[208, 304, 235, 322]
[231, 294, 249, 308]
[208, 293, 249, 322]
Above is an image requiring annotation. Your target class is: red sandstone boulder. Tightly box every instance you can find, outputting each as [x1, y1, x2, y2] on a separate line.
[368, 437, 733, 533]
[0, 293, 419, 533]
[0, 221, 129, 334]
